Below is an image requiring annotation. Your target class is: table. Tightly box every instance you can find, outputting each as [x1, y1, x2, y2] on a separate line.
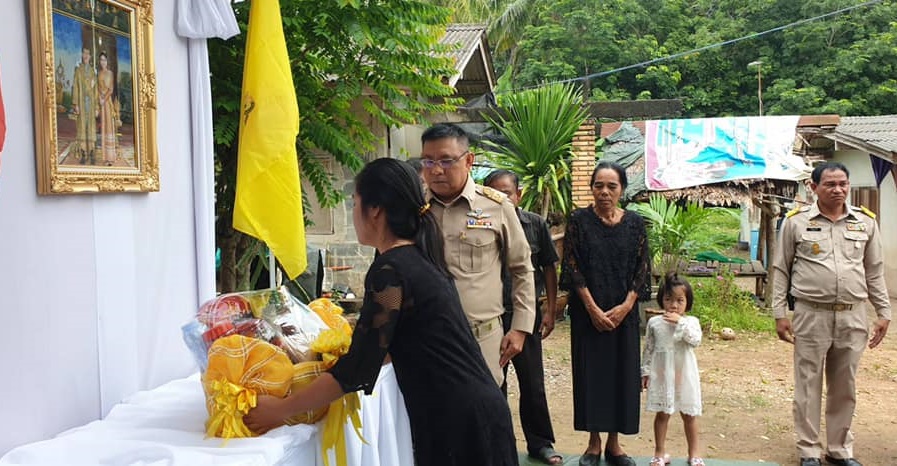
[667, 260, 768, 296]
[0, 364, 413, 466]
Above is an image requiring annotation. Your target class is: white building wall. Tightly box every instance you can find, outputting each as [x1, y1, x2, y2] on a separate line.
[831, 150, 897, 306]
[0, 1, 201, 454]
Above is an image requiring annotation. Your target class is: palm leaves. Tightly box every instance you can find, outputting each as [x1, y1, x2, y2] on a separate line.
[479, 83, 589, 217]
[627, 194, 711, 275]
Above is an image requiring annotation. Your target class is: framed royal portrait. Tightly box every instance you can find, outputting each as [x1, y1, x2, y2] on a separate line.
[29, 0, 158, 194]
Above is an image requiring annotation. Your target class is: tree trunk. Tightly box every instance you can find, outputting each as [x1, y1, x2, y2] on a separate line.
[216, 210, 255, 293]
[218, 225, 238, 293]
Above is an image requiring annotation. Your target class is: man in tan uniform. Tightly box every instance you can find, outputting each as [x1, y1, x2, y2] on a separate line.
[772, 161, 891, 466]
[420, 123, 536, 386]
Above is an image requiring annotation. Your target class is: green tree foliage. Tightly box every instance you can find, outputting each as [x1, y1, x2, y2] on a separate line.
[479, 83, 589, 217]
[505, 0, 897, 116]
[210, 0, 458, 291]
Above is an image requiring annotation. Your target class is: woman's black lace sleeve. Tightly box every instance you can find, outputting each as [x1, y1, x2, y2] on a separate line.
[328, 261, 402, 395]
[630, 214, 653, 301]
[559, 210, 587, 291]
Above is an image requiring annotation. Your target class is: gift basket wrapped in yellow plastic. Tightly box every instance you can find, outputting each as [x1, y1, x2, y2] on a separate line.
[183, 288, 362, 465]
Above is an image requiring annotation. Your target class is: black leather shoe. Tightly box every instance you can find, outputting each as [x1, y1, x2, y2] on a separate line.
[824, 455, 862, 466]
[800, 458, 821, 466]
[578, 453, 600, 466]
[605, 452, 636, 466]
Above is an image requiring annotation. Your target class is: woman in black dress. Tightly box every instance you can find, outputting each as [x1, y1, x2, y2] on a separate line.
[560, 161, 652, 466]
[245, 158, 518, 466]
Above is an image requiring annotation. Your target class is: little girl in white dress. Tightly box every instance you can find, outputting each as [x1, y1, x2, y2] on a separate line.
[641, 273, 703, 466]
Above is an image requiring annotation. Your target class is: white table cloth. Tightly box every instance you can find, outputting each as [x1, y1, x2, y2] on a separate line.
[1, 364, 413, 466]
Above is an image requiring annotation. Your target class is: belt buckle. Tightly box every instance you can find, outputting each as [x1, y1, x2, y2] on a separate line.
[471, 318, 496, 337]
[832, 303, 850, 311]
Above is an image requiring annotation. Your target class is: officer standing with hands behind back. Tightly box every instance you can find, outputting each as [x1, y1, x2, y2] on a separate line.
[772, 161, 891, 466]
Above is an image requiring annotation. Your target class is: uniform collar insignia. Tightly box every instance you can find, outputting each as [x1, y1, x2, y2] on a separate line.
[466, 208, 490, 219]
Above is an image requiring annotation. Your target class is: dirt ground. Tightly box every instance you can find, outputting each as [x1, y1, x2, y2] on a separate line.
[506, 310, 897, 465]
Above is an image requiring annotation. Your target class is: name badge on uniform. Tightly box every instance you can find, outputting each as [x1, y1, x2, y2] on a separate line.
[467, 218, 493, 229]
[806, 227, 822, 231]
[466, 208, 491, 219]
[846, 223, 866, 231]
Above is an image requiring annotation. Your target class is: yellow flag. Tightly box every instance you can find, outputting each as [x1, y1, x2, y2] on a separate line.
[233, 0, 306, 279]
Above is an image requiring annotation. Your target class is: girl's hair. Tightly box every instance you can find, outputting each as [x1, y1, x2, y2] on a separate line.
[354, 158, 450, 277]
[591, 160, 628, 190]
[656, 272, 694, 311]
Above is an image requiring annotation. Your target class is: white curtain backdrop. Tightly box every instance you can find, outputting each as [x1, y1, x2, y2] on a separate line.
[176, 0, 240, 306]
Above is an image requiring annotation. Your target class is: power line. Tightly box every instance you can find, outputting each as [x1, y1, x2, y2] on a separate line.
[505, 0, 884, 93]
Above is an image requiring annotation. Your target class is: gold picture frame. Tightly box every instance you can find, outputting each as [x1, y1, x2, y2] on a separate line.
[29, 0, 158, 194]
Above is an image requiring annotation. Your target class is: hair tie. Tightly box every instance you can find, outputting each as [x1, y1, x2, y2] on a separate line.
[418, 202, 431, 216]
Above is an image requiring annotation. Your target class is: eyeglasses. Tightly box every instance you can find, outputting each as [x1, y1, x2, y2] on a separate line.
[420, 152, 469, 169]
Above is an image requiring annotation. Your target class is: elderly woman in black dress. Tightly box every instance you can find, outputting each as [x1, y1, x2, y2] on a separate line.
[245, 158, 518, 466]
[561, 161, 652, 466]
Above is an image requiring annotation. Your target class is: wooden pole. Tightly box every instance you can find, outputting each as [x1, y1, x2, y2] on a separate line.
[764, 210, 777, 305]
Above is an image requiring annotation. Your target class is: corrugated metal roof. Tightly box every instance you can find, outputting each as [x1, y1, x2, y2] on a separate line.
[438, 24, 494, 95]
[831, 115, 897, 155]
[440, 24, 487, 67]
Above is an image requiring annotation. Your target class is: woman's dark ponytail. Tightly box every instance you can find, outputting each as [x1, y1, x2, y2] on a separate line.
[354, 159, 451, 278]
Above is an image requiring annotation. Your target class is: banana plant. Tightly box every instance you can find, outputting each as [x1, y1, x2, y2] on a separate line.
[628, 194, 711, 275]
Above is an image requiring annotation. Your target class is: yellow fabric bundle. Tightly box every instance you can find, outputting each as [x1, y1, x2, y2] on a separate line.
[283, 361, 329, 425]
[201, 321, 365, 466]
[309, 298, 352, 337]
[202, 335, 293, 439]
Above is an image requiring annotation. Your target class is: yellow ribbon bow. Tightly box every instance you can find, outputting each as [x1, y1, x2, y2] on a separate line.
[205, 379, 258, 442]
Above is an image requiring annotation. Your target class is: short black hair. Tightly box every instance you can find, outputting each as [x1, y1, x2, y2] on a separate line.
[656, 273, 694, 312]
[811, 161, 849, 184]
[591, 161, 628, 191]
[483, 169, 519, 190]
[421, 123, 470, 148]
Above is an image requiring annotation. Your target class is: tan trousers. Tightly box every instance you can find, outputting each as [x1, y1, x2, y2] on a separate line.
[792, 300, 868, 459]
[471, 316, 505, 386]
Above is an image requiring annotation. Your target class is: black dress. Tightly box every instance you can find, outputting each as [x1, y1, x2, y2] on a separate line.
[559, 208, 652, 434]
[329, 245, 518, 466]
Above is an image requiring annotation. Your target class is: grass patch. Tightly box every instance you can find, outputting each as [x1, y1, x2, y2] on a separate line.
[690, 272, 774, 334]
[687, 208, 742, 255]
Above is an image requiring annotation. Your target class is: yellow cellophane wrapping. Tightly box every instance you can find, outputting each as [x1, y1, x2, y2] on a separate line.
[201, 313, 366, 466]
[283, 361, 329, 425]
[309, 298, 352, 337]
[202, 335, 293, 440]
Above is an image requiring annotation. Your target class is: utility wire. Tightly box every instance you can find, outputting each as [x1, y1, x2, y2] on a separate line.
[505, 0, 884, 93]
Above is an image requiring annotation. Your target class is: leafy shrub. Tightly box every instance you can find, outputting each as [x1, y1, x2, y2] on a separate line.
[690, 270, 773, 333]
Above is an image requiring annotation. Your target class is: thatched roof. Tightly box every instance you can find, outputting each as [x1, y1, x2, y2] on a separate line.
[600, 117, 839, 206]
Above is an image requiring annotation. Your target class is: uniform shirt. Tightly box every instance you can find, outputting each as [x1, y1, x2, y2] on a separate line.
[428, 176, 536, 333]
[501, 209, 559, 313]
[772, 202, 891, 320]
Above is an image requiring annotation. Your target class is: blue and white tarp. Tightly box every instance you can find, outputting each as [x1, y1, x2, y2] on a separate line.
[645, 116, 808, 190]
